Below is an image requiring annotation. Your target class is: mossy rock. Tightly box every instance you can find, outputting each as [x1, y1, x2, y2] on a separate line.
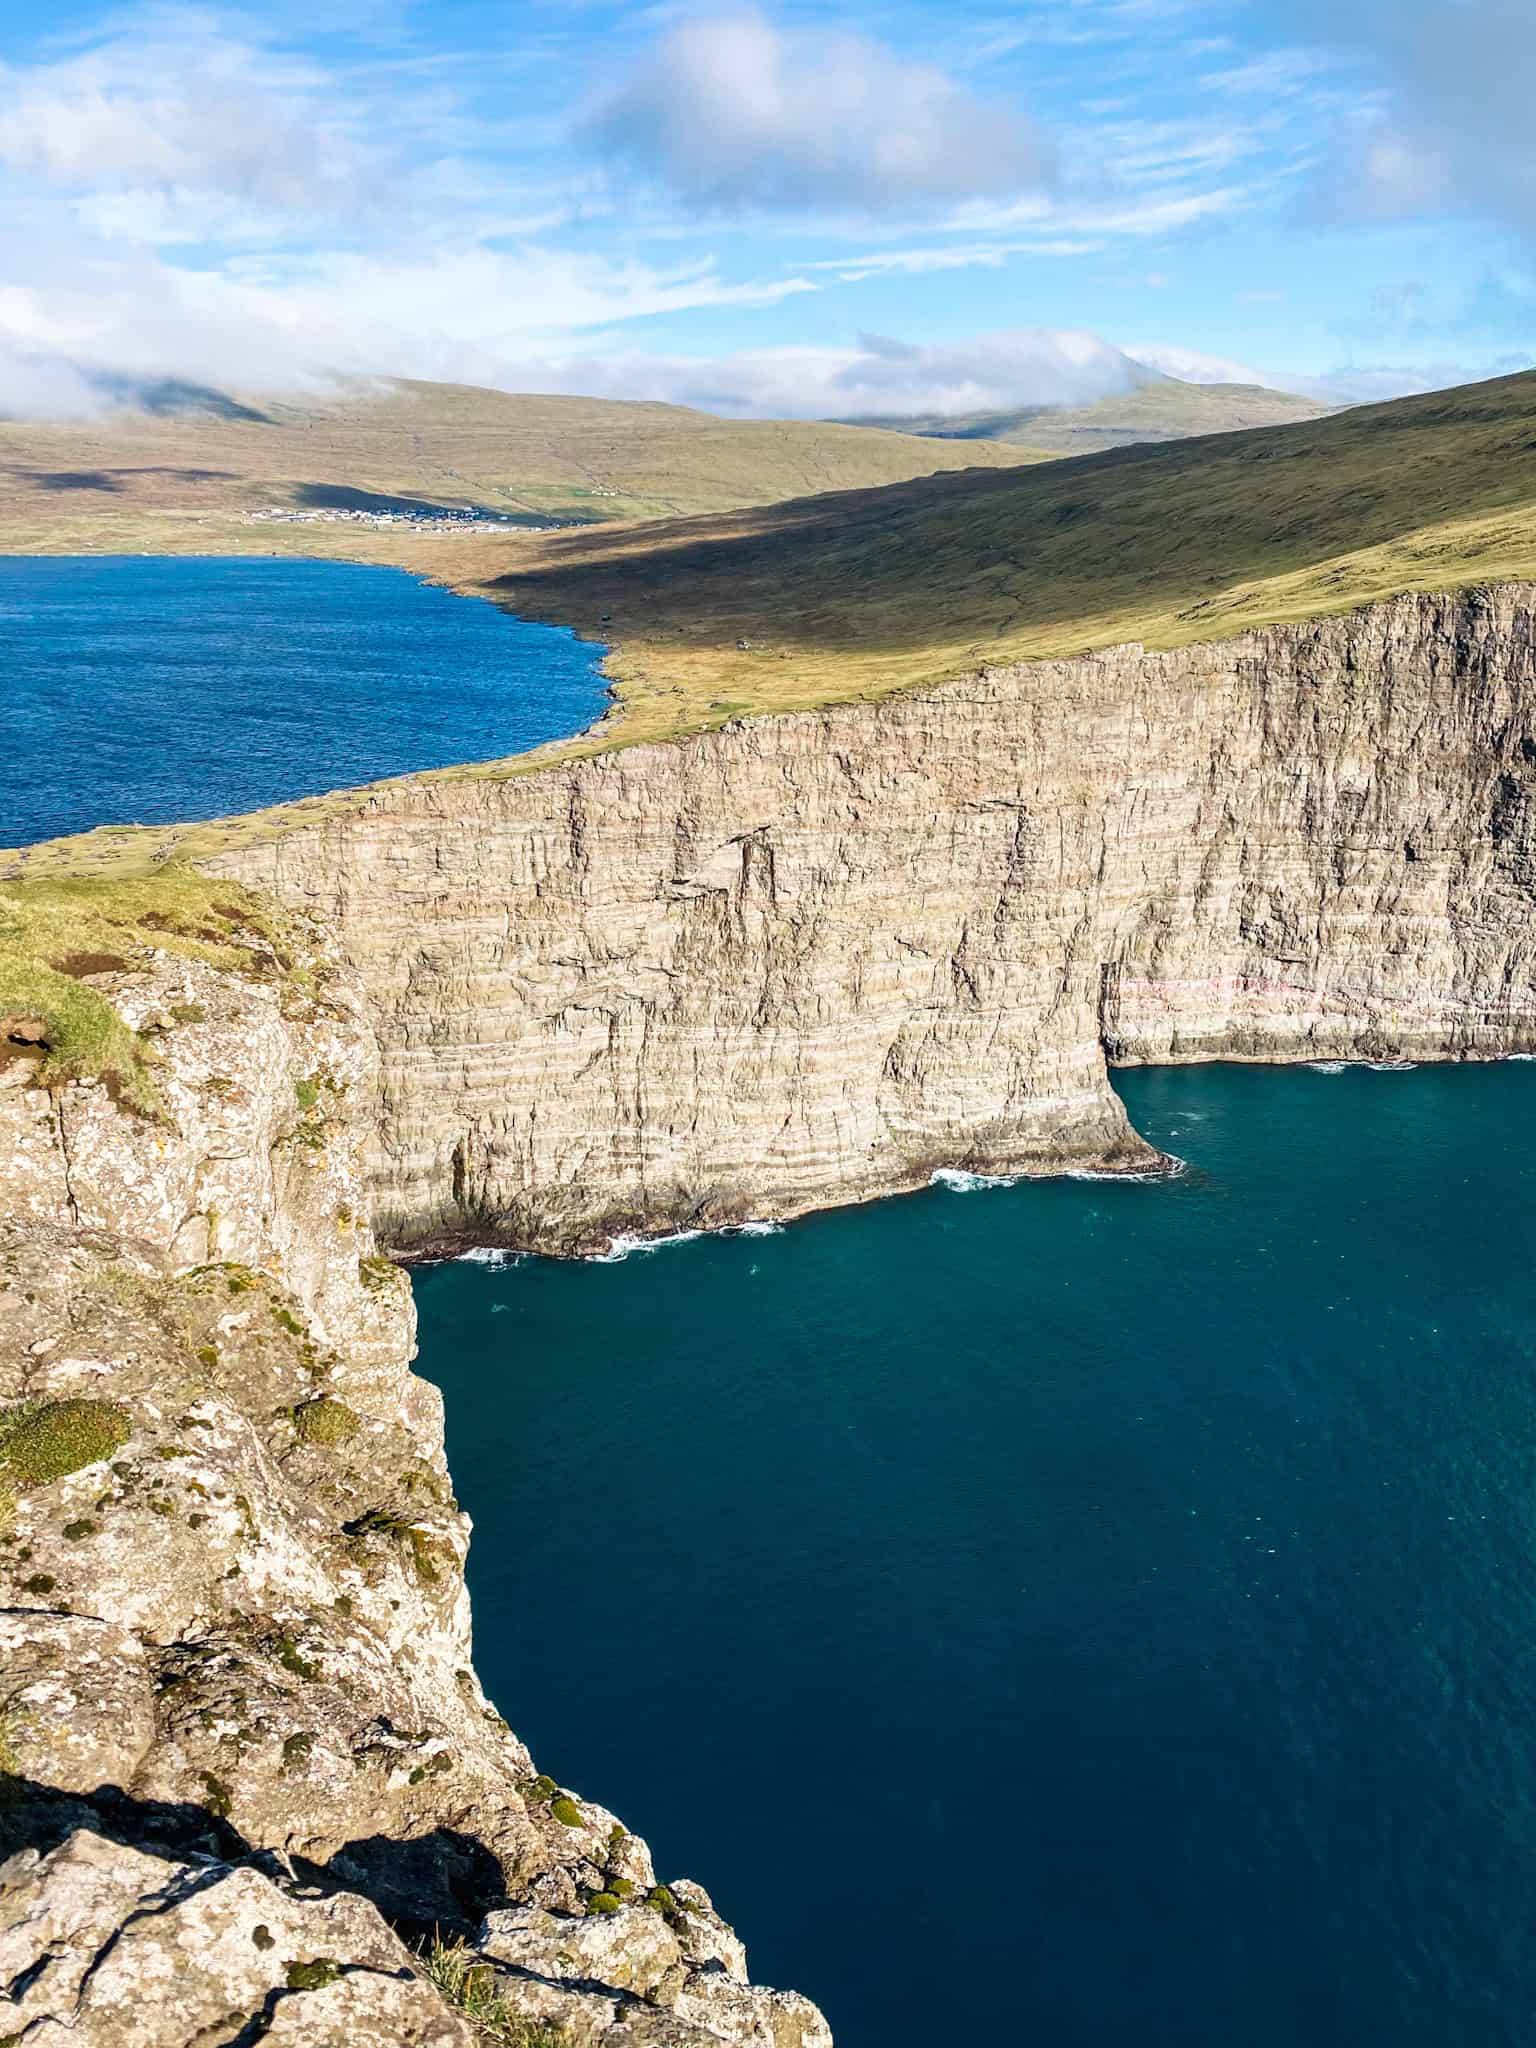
[357, 1254, 398, 1294]
[292, 1397, 361, 1448]
[284, 1958, 341, 1992]
[550, 1794, 584, 1828]
[0, 1400, 131, 1491]
[586, 1891, 622, 1916]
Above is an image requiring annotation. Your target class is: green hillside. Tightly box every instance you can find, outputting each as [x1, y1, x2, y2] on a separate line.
[845, 375, 1335, 453]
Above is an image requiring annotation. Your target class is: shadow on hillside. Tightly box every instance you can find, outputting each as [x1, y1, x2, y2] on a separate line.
[486, 371, 1536, 656]
[2, 465, 241, 493]
[293, 483, 487, 518]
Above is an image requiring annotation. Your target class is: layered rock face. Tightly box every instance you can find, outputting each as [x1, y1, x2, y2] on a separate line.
[218, 586, 1536, 1255]
[0, 928, 830, 2047]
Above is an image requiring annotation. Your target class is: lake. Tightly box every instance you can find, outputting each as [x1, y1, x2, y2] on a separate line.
[0, 555, 608, 846]
[417, 1060, 1536, 2048]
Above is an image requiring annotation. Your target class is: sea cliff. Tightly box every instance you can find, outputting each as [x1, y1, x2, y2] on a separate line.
[217, 585, 1536, 1255]
[6, 581, 1536, 2041]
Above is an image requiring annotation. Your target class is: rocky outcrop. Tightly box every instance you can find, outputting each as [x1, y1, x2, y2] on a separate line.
[9, 581, 1536, 2041]
[0, 926, 830, 2047]
[216, 586, 1536, 1255]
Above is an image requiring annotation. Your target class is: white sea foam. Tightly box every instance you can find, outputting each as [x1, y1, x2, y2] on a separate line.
[588, 1228, 706, 1264]
[1307, 1059, 1418, 1074]
[1067, 1159, 1187, 1184]
[731, 1220, 785, 1237]
[930, 1167, 1025, 1193]
[456, 1245, 524, 1267]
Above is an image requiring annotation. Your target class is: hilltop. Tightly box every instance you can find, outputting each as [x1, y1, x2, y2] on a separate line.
[843, 373, 1335, 453]
[0, 375, 1051, 554]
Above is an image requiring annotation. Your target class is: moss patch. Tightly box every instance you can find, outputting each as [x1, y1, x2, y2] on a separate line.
[0, 1399, 131, 1491]
[291, 1397, 361, 1448]
[284, 1958, 342, 1992]
[0, 868, 307, 1112]
[357, 1254, 398, 1294]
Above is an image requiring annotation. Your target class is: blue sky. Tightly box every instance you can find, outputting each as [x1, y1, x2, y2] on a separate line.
[0, 0, 1533, 415]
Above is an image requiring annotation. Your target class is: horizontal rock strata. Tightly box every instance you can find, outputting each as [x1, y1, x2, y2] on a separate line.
[216, 585, 1536, 1254]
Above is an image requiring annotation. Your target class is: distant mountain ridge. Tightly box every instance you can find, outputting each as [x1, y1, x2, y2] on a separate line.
[840, 372, 1338, 454]
[0, 374, 1053, 547]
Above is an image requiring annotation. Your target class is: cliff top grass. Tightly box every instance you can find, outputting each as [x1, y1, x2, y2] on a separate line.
[0, 867, 305, 1113]
[450, 366, 1536, 748]
[9, 367, 1536, 890]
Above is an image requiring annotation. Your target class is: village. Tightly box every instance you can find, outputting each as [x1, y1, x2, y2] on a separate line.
[244, 503, 567, 535]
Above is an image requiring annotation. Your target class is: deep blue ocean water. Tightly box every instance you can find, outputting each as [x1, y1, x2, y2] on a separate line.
[416, 1062, 1536, 2048]
[0, 555, 608, 846]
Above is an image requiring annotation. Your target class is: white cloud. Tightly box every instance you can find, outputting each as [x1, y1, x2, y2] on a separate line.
[0, 20, 383, 223]
[1200, 52, 1326, 98]
[535, 327, 1154, 420]
[950, 184, 1247, 237]
[1121, 341, 1285, 387]
[804, 239, 1102, 282]
[584, 7, 1055, 215]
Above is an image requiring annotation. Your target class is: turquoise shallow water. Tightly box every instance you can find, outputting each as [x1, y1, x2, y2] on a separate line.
[0, 555, 608, 846]
[416, 1062, 1536, 2048]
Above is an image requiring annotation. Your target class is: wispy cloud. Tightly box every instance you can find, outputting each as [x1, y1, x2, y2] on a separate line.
[1200, 51, 1327, 98]
[804, 239, 1102, 282]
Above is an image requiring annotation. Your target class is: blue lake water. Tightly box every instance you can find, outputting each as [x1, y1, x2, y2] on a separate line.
[416, 1062, 1536, 2048]
[0, 555, 608, 846]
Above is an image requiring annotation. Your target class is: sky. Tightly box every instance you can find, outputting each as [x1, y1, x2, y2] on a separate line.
[0, 0, 1534, 419]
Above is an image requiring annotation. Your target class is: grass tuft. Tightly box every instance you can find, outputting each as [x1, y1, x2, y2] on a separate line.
[291, 1397, 361, 1448]
[421, 1936, 568, 2046]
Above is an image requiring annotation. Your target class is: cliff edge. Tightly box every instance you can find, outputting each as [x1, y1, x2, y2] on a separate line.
[0, 914, 830, 2047]
[215, 585, 1536, 1256]
[8, 580, 1536, 2041]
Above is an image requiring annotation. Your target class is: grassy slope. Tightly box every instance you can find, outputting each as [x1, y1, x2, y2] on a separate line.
[0, 375, 1052, 550]
[844, 375, 1334, 452]
[8, 367, 1536, 884]
[6, 368, 1536, 1093]
[0, 869, 310, 1113]
[445, 367, 1536, 740]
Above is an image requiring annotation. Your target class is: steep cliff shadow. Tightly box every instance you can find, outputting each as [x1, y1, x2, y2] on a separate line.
[0, 1777, 252, 1866]
[0, 1782, 507, 1941]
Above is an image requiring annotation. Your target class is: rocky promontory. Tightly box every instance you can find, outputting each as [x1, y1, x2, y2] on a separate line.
[219, 585, 1536, 1255]
[8, 580, 1536, 2039]
[0, 922, 830, 2046]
